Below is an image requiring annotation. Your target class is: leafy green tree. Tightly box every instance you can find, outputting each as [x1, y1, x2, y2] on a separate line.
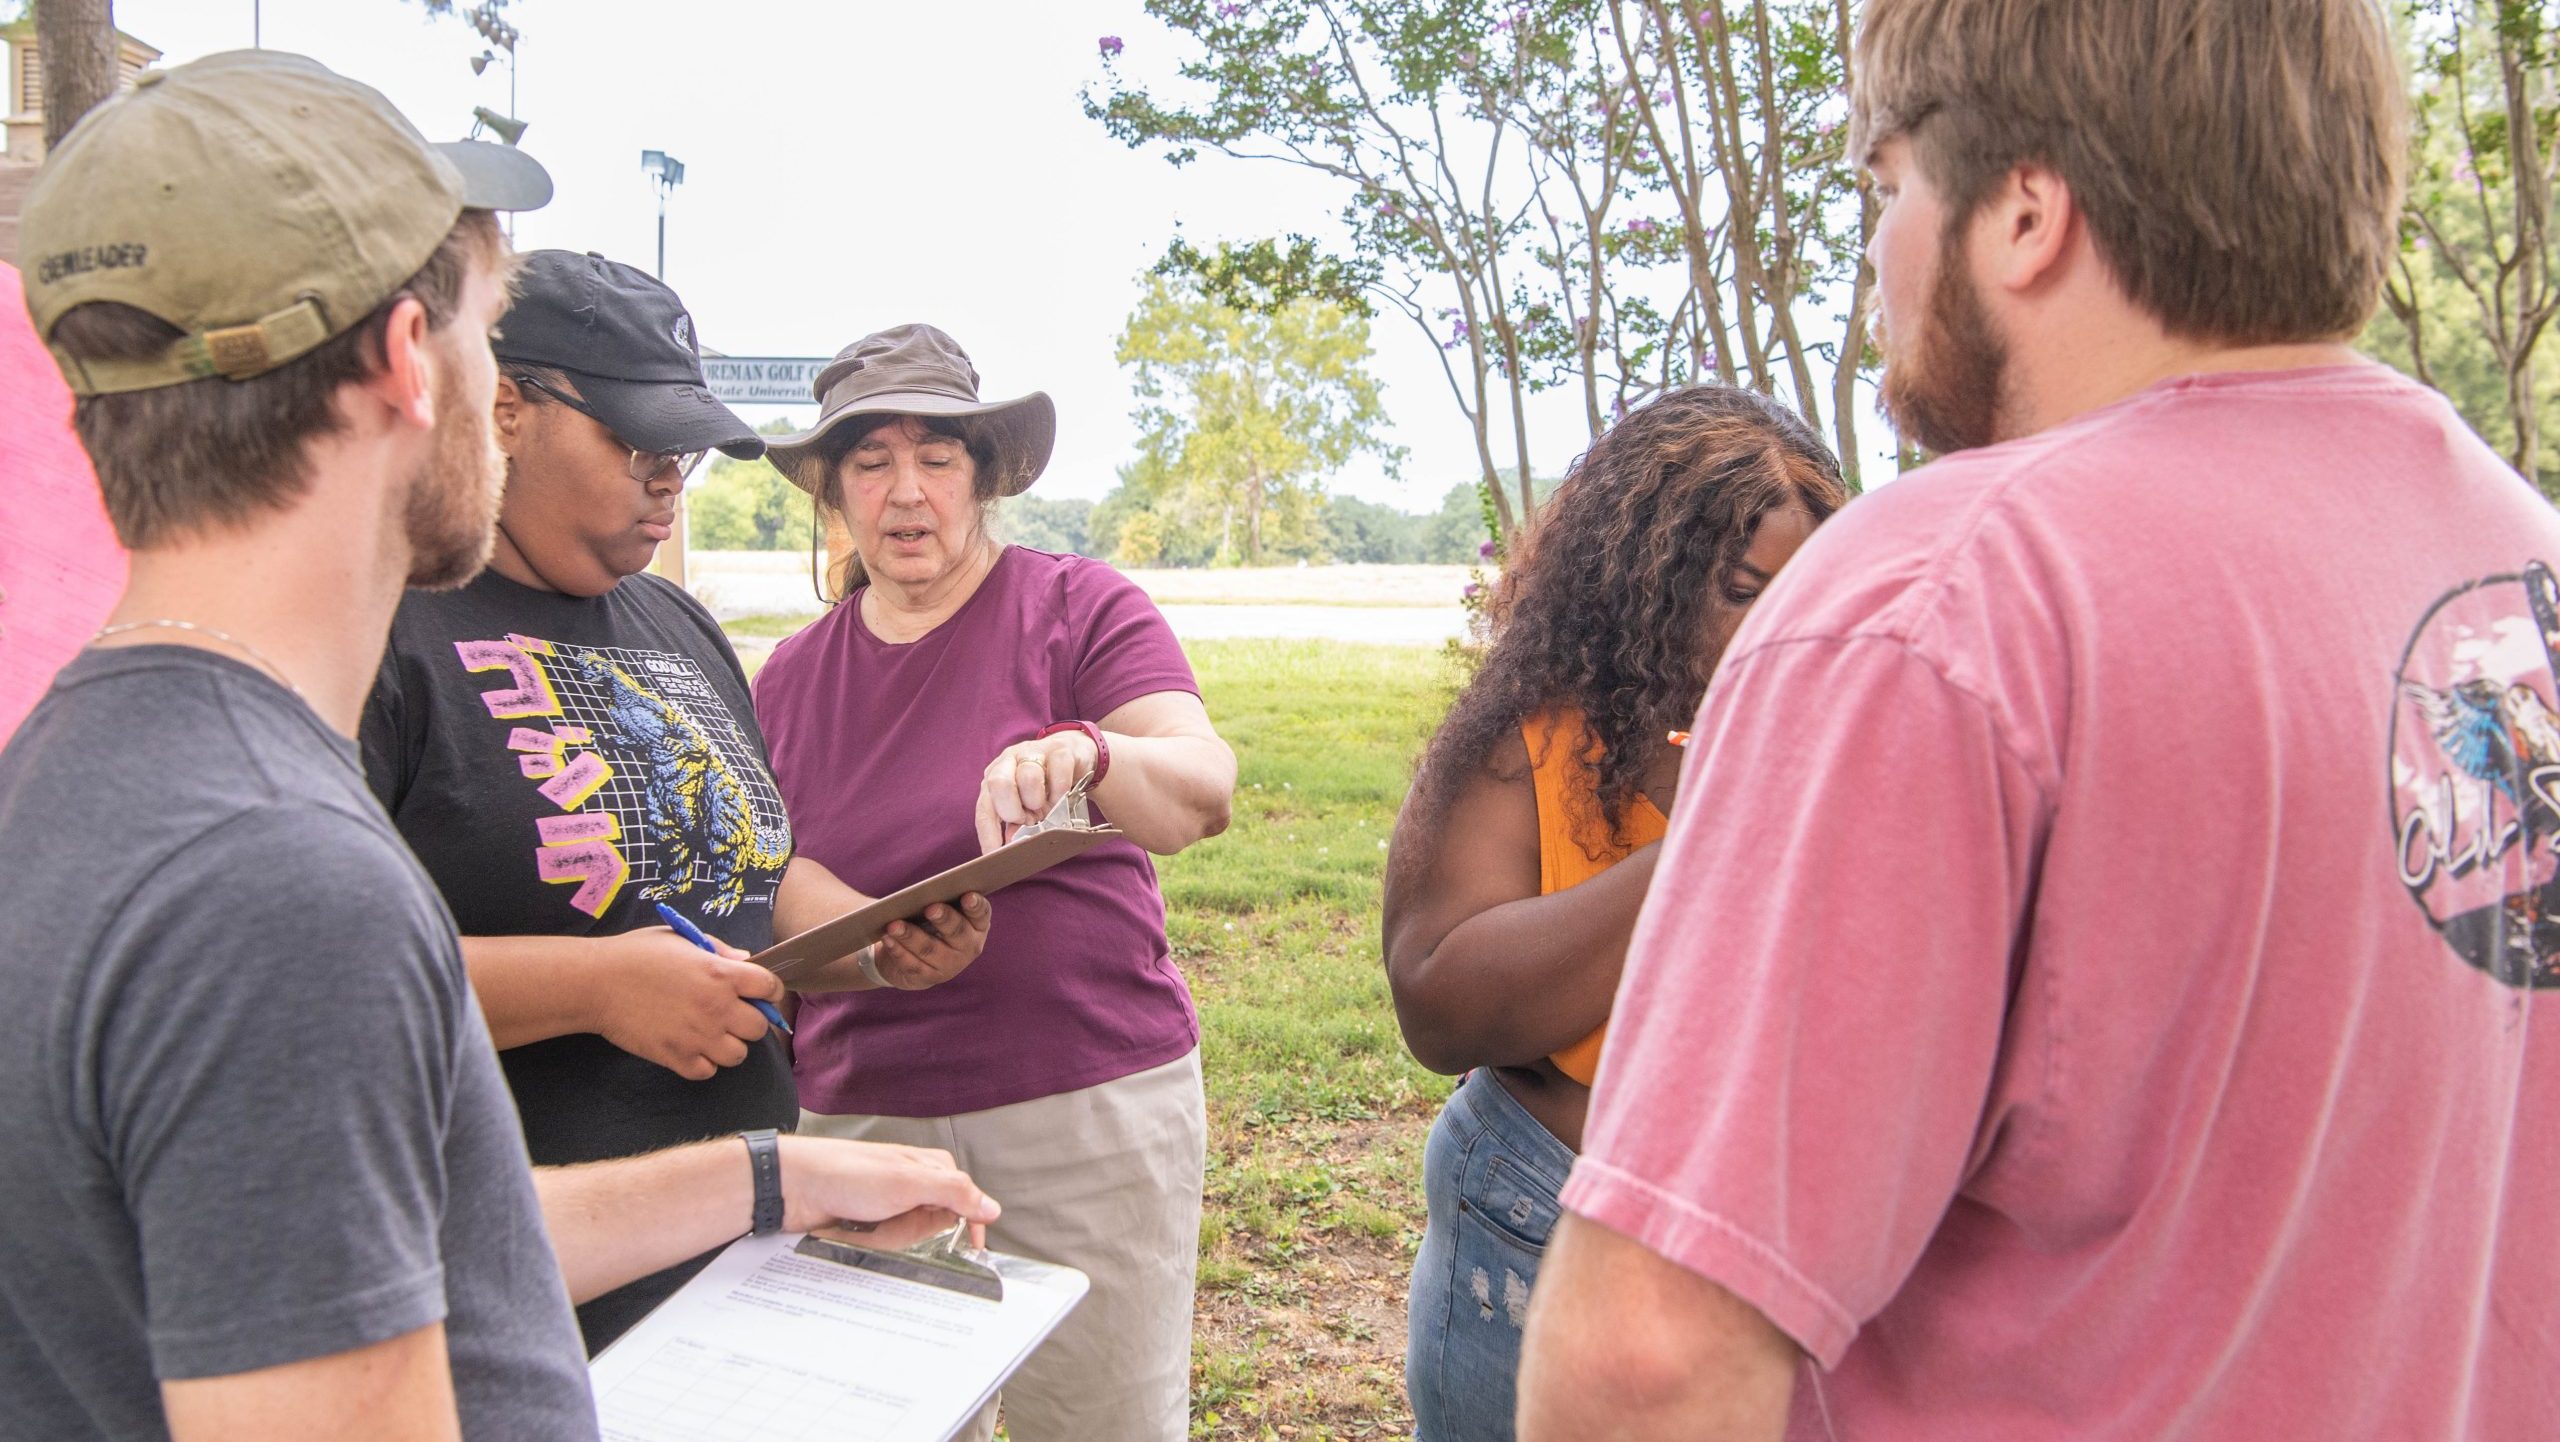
[990, 495, 1096, 555]
[1111, 509, 1172, 568]
[1091, 451, 1222, 567]
[1089, 0, 1876, 550]
[685, 420, 816, 552]
[1326, 494, 1430, 562]
[1426, 481, 1496, 562]
[1116, 272, 1402, 565]
[2365, 0, 2558, 495]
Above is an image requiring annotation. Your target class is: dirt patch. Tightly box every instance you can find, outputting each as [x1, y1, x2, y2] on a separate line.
[1192, 1113, 1433, 1440]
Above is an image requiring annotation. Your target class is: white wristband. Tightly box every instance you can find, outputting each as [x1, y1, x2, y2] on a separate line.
[857, 944, 888, 989]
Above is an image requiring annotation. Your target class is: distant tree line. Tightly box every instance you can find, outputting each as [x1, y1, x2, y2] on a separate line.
[688, 458, 1493, 569]
[1086, 482, 1493, 567]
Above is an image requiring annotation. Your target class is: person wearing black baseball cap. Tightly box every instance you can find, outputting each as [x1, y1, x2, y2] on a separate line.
[360, 250, 996, 1352]
[3, 51, 998, 1442]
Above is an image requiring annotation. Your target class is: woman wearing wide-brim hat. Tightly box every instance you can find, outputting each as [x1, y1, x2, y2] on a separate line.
[753, 323, 1236, 1442]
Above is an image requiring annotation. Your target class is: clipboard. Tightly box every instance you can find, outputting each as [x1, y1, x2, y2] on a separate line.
[589, 1227, 1090, 1442]
[752, 819, 1120, 984]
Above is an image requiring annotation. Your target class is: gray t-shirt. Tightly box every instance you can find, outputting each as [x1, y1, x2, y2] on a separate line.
[0, 647, 595, 1440]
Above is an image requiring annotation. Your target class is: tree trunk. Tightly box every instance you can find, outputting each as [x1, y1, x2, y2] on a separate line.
[39, 0, 119, 153]
[1244, 459, 1265, 565]
[1827, 0, 1873, 491]
[2496, 13, 2552, 485]
[2509, 351, 2541, 484]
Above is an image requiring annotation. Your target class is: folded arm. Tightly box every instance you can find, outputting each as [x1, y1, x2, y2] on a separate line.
[460, 930, 783, 1080]
[1382, 729, 1658, 1075]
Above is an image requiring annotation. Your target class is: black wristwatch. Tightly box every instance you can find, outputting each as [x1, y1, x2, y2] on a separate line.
[741, 1129, 784, 1236]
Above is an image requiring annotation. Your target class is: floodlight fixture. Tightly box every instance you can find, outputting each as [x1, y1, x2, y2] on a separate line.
[470, 106, 529, 147]
[642, 150, 687, 277]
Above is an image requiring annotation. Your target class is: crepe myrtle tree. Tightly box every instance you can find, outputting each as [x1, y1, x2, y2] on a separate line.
[1087, 0, 1877, 554]
[2371, 0, 2559, 494]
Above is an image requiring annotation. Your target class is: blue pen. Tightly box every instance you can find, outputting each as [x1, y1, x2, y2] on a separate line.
[654, 901, 792, 1037]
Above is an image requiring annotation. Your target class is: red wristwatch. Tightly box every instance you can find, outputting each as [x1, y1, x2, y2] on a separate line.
[1035, 719, 1110, 787]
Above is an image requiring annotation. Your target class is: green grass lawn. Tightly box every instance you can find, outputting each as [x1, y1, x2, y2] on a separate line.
[1164, 639, 1456, 1440]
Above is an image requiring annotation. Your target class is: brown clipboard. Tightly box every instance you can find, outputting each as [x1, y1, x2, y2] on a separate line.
[750, 824, 1120, 983]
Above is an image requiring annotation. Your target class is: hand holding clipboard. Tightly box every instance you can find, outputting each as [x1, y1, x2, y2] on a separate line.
[750, 786, 1118, 986]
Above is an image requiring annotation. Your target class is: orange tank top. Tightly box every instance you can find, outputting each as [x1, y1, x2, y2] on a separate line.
[1526, 709, 1668, 1085]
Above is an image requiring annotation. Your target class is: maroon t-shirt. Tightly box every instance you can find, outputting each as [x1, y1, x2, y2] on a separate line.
[753, 547, 1202, 1116]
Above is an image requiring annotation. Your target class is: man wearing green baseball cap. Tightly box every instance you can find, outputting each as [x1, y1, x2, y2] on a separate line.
[0, 49, 995, 1442]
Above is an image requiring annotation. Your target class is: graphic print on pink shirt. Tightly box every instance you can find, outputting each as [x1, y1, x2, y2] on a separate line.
[2391, 561, 2560, 986]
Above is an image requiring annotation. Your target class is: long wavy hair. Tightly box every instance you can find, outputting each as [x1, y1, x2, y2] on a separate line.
[1405, 385, 1850, 855]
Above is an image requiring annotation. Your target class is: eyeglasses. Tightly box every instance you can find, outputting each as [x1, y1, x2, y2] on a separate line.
[512, 373, 710, 483]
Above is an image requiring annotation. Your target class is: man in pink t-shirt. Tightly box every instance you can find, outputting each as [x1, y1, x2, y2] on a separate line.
[1517, 3, 2559, 1439]
[0, 262, 126, 744]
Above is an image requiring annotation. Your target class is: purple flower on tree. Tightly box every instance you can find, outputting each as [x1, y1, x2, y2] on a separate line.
[1478, 539, 1499, 560]
[1463, 581, 1484, 600]
[1098, 35, 1125, 58]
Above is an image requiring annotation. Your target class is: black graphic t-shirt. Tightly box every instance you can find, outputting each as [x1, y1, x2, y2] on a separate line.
[362, 569, 797, 1351]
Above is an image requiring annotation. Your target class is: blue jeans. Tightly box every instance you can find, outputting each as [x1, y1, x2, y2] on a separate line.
[1406, 1070, 1575, 1442]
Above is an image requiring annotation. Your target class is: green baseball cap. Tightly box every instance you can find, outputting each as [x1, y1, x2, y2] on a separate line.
[19, 48, 552, 396]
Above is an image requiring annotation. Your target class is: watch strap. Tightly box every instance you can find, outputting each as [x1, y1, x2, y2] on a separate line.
[1035, 719, 1109, 787]
[741, 1128, 784, 1236]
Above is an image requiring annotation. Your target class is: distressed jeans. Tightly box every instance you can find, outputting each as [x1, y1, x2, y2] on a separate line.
[1405, 1069, 1575, 1442]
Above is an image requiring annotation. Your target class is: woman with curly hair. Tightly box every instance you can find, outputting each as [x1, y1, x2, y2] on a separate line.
[1384, 384, 1847, 1440]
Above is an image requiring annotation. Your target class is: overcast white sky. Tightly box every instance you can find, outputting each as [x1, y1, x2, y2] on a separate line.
[109, 0, 1636, 510]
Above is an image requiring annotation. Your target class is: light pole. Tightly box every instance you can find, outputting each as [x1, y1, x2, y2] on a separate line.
[468, 11, 523, 240]
[470, 47, 516, 130]
[640, 150, 685, 279]
[638, 148, 692, 588]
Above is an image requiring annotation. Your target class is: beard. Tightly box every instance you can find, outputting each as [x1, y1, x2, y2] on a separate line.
[401, 368, 506, 590]
[1878, 236, 2010, 457]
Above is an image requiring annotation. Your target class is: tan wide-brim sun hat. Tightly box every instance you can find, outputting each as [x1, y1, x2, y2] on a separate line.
[765, 323, 1056, 498]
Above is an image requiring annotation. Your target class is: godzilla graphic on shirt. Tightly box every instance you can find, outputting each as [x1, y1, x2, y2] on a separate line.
[2389, 559, 2560, 987]
[452, 632, 791, 922]
[569, 649, 792, 916]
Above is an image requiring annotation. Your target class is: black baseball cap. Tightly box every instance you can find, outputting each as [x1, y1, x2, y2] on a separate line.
[494, 250, 761, 459]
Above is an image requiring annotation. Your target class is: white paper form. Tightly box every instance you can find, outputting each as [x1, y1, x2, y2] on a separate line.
[590, 1233, 1090, 1442]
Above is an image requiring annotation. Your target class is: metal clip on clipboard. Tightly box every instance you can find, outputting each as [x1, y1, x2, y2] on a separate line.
[797, 1217, 1006, 1301]
[1013, 776, 1092, 840]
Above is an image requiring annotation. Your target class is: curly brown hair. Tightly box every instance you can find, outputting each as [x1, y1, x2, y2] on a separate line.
[1406, 385, 1849, 854]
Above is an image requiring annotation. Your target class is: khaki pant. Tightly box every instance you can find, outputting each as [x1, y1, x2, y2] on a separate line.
[800, 1048, 1206, 1442]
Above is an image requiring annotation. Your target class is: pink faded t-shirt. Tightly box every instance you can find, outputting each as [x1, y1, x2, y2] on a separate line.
[754, 546, 1201, 1117]
[1567, 364, 2559, 1439]
[1, 265, 125, 745]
